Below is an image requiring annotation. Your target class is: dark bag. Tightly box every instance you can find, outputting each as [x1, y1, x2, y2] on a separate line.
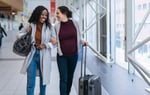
[13, 32, 32, 56]
[79, 46, 101, 95]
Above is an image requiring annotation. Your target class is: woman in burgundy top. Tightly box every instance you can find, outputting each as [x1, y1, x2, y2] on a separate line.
[55, 6, 87, 95]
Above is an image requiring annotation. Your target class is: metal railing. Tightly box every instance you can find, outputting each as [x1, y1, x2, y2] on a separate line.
[127, 9, 150, 93]
[88, 45, 107, 62]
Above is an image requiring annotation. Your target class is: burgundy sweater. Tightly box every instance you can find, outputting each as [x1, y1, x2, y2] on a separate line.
[59, 20, 77, 56]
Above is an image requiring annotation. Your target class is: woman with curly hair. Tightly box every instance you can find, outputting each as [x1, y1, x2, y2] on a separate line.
[19, 5, 57, 95]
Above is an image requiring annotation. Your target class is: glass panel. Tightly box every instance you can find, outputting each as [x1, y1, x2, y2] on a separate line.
[100, 15, 107, 57]
[134, 0, 150, 70]
[86, 1, 97, 49]
[115, 0, 128, 69]
[99, 0, 107, 57]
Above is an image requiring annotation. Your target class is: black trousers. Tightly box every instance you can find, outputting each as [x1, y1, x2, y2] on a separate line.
[57, 54, 78, 95]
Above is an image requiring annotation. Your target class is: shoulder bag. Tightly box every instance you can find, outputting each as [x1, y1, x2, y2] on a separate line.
[13, 31, 32, 56]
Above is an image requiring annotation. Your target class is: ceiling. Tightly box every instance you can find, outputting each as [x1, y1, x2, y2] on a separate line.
[0, 0, 23, 14]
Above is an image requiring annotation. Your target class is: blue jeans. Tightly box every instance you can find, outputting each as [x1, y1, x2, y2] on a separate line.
[57, 54, 78, 95]
[27, 49, 46, 95]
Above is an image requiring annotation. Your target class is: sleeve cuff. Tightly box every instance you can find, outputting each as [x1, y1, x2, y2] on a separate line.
[45, 42, 53, 49]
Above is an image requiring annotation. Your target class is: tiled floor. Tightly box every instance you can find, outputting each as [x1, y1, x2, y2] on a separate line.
[0, 29, 75, 95]
[0, 29, 109, 95]
[0, 58, 77, 95]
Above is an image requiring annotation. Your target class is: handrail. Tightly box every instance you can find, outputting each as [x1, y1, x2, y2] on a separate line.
[125, 3, 150, 92]
[128, 55, 150, 86]
[133, 10, 150, 43]
[128, 36, 150, 54]
[88, 44, 107, 62]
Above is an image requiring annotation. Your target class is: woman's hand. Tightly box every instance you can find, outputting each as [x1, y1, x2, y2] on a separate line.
[37, 44, 46, 49]
[82, 41, 88, 46]
[50, 38, 57, 45]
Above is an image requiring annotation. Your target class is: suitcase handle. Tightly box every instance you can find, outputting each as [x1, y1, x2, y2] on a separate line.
[81, 45, 87, 77]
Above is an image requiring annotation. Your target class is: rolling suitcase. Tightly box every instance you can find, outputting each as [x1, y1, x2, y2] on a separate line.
[79, 46, 101, 95]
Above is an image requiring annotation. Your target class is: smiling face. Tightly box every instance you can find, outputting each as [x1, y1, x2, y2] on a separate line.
[56, 9, 67, 22]
[39, 9, 48, 23]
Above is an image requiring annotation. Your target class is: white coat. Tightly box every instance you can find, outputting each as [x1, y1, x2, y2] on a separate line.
[20, 23, 56, 85]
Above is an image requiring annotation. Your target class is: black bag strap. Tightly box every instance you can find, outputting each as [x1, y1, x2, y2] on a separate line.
[28, 25, 32, 35]
[27, 31, 32, 35]
[25, 25, 32, 40]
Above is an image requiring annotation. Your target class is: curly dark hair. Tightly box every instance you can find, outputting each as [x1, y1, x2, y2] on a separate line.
[28, 5, 51, 28]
